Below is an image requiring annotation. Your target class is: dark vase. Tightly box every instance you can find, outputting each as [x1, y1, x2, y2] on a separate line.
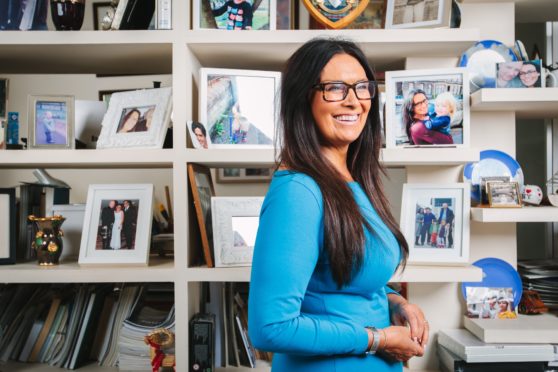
[29, 215, 66, 266]
[50, 0, 86, 31]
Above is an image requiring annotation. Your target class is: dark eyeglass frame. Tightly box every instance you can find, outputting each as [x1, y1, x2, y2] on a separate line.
[312, 80, 377, 102]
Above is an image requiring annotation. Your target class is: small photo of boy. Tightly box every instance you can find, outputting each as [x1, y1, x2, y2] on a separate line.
[200, 0, 273, 30]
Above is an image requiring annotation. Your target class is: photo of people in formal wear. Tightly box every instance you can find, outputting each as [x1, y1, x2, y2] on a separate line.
[496, 60, 543, 88]
[391, 0, 440, 26]
[35, 101, 68, 145]
[413, 197, 456, 249]
[393, 74, 464, 146]
[116, 105, 156, 133]
[96, 199, 139, 250]
[202, 0, 271, 30]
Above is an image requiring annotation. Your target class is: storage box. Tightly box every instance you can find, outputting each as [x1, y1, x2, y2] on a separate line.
[464, 313, 558, 343]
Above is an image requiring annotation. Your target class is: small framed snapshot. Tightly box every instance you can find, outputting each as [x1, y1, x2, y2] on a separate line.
[187, 163, 216, 268]
[211, 196, 264, 267]
[496, 60, 544, 88]
[93, 2, 112, 30]
[28, 95, 75, 149]
[400, 183, 470, 265]
[216, 167, 273, 183]
[0, 78, 8, 121]
[479, 176, 510, 205]
[187, 121, 211, 149]
[0, 188, 16, 265]
[96, 87, 172, 149]
[78, 184, 153, 266]
[385, 0, 452, 29]
[487, 181, 522, 208]
[385, 68, 470, 148]
[193, 0, 277, 30]
[199, 68, 280, 149]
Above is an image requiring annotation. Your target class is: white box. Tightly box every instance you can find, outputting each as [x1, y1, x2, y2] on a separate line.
[51, 204, 86, 261]
[464, 314, 558, 344]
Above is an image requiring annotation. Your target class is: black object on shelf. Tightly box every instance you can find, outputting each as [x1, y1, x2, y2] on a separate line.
[189, 313, 215, 372]
[120, 0, 155, 30]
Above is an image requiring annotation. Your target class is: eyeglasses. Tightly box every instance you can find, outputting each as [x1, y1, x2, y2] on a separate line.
[519, 70, 539, 76]
[413, 98, 428, 107]
[313, 80, 376, 102]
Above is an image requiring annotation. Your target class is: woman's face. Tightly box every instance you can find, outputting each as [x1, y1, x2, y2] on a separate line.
[194, 128, 207, 148]
[311, 53, 371, 149]
[498, 300, 508, 311]
[412, 93, 428, 117]
[498, 63, 522, 81]
[123, 111, 140, 132]
[115, 204, 122, 212]
[519, 64, 540, 87]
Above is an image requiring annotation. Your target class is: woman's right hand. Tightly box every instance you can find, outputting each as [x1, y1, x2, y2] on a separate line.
[379, 326, 424, 362]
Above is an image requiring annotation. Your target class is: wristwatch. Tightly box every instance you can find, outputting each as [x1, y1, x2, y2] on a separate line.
[365, 326, 381, 355]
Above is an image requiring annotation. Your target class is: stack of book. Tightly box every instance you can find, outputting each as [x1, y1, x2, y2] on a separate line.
[518, 259, 558, 309]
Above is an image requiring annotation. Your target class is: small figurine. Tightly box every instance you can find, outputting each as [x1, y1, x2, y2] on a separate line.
[518, 290, 548, 315]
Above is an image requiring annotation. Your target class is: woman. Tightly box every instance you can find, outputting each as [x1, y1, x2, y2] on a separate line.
[118, 109, 140, 133]
[110, 203, 124, 249]
[248, 38, 428, 372]
[518, 61, 541, 88]
[403, 89, 453, 145]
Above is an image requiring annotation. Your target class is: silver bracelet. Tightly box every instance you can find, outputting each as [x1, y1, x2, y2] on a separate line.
[365, 326, 381, 355]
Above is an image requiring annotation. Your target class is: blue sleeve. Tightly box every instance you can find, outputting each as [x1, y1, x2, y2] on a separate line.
[425, 115, 450, 130]
[248, 179, 369, 356]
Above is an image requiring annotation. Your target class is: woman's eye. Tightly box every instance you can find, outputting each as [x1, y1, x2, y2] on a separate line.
[325, 84, 345, 92]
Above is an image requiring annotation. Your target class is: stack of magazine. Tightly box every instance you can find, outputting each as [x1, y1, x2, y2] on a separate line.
[518, 259, 558, 309]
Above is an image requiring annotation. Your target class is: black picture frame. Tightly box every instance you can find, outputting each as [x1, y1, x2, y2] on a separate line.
[0, 188, 16, 265]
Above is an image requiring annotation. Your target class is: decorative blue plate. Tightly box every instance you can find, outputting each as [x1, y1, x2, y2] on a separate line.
[459, 40, 517, 92]
[461, 257, 523, 308]
[463, 149, 524, 203]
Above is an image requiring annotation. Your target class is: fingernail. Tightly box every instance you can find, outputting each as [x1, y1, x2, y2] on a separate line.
[413, 337, 418, 343]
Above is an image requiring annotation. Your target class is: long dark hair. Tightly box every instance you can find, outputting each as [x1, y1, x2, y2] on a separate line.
[278, 38, 408, 287]
[402, 89, 426, 145]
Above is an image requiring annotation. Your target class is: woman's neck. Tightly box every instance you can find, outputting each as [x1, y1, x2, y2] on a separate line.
[321, 146, 353, 182]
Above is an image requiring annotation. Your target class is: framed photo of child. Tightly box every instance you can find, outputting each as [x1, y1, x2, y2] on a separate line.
[27, 95, 75, 149]
[193, 0, 277, 30]
[400, 183, 470, 265]
[385, 68, 470, 148]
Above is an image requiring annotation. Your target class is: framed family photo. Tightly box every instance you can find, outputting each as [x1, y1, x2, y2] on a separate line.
[193, 0, 277, 30]
[211, 196, 264, 267]
[78, 184, 153, 266]
[385, 68, 470, 148]
[27, 95, 74, 149]
[216, 167, 273, 183]
[97, 87, 172, 149]
[0, 188, 16, 265]
[0, 78, 8, 121]
[385, 0, 452, 29]
[187, 121, 211, 149]
[400, 183, 470, 265]
[199, 68, 280, 149]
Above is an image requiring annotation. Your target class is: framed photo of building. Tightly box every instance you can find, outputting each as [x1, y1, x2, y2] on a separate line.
[0, 78, 8, 121]
[199, 68, 280, 149]
[385, 0, 452, 29]
[487, 181, 522, 208]
[193, 0, 277, 30]
[385, 68, 470, 148]
[78, 184, 153, 266]
[211, 196, 264, 267]
[97, 87, 172, 149]
[27, 95, 74, 149]
[0, 188, 16, 265]
[400, 183, 470, 265]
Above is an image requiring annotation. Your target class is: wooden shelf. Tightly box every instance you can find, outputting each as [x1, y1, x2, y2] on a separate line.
[470, 88, 558, 119]
[0, 257, 174, 283]
[471, 206, 558, 222]
[186, 28, 480, 71]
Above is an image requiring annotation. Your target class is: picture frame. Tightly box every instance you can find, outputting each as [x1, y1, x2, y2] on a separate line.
[496, 60, 544, 88]
[487, 181, 522, 208]
[400, 183, 470, 265]
[199, 68, 280, 149]
[193, 0, 277, 30]
[93, 2, 112, 30]
[385, 68, 470, 148]
[27, 95, 75, 149]
[211, 196, 264, 267]
[187, 163, 216, 268]
[216, 167, 273, 183]
[96, 87, 172, 149]
[0, 188, 16, 265]
[0, 78, 8, 121]
[385, 0, 452, 29]
[98, 88, 139, 105]
[78, 184, 153, 266]
[187, 120, 211, 149]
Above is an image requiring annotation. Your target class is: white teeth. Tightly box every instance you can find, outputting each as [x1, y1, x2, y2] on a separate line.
[334, 114, 358, 121]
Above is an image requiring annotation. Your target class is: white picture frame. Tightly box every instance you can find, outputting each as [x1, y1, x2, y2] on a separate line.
[78, 184, 153, 266]
[211, 196, 264, 267]
[385, 68, 470, 148]
[199, 67, 280, 149]
[96, 87, 172, 149]
[385, 0, 452, 29]
[400, 183, 470, 265]
[193, 0, 277, 30]
[28, 95, 75, 149]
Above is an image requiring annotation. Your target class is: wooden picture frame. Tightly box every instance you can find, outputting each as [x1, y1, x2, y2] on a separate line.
[187, 163, 216, 268]
[487, 181, 522, 208]
[0, 188, 16, 265]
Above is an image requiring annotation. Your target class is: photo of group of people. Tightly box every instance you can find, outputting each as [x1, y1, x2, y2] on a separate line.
[496, 60, 543, 88]
[35, 100, 68, 145]
[96, 199, 139, 250]
[414, 198, 455, 249]
[116, 105, 155, 133]
[466, 287, 517, 319]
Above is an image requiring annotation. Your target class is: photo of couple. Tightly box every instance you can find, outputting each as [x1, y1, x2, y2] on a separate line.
[116, 105, 156, 133]
[96, 199, 139, 250]
[496, 60, 543, 88]
[414, 198, 455, 249]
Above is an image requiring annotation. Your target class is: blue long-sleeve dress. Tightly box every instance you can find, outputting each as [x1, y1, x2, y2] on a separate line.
[248, 170, 403, 372]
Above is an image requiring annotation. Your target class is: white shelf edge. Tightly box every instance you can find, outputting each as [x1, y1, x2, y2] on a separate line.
[471, 88, 558, 119]
[0, 30, 178, 45]
[471, 206, 558, 222]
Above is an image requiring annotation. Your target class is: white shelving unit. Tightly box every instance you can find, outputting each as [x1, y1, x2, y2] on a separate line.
[471, 88, 558, 119]
[471, 206, 558, 222]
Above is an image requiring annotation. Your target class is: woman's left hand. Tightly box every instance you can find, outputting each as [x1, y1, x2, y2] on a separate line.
[388, 295, 429, 347]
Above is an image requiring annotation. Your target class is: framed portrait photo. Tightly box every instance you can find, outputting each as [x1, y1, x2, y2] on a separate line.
[216, 167, 273, 183]
[187, 121, 211, 149]
[193, 0, 277, 30]
[199, 68, 280, 149]
[400, 183, 470, 265]
[487, 181, 522, 208]
[0, 78, 8, 121]
[96, 87, 172, 149]
[78, 184, 153, 266]
[385, 0, 452, 29]
[385, 68, 470, 148]
[211, 196, 264, 267]
[0, 188, 16, 265]
[27, 95, 74, 149]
